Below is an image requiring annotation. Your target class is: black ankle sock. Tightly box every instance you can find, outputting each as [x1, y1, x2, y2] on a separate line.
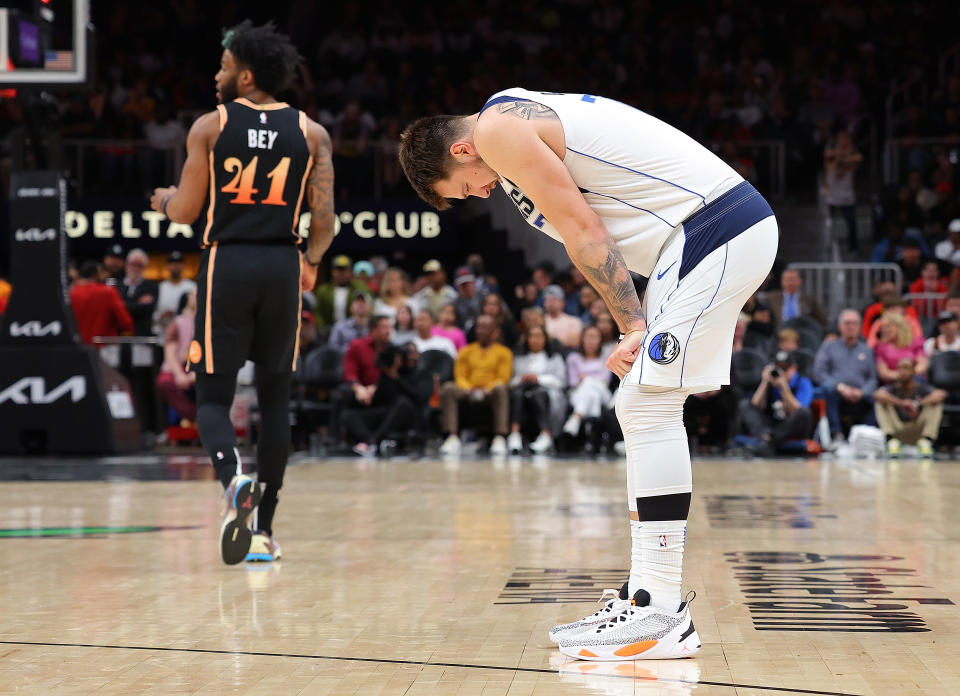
[257, 484, 281, 536]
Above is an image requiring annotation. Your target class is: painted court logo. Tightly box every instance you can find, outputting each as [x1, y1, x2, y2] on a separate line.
[648, 332, 680, 365]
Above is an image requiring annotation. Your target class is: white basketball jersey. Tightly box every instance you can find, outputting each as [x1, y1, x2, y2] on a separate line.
[484, 88, 743, 277]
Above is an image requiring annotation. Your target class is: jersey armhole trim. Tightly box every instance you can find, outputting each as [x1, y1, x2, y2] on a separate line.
[298, 110, 307, 138]
[216, 104, 227, 132]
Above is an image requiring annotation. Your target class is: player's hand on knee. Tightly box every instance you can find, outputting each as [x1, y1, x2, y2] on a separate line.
[606, 330, 644, 378]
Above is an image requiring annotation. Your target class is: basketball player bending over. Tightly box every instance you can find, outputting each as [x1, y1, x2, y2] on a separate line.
[149, 21, 334, 565]
[399, 90, 777, 660]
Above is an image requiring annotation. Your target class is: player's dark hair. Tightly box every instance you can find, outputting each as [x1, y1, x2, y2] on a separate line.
[398, 115, 469, 211]
[221, 20, 302, 96]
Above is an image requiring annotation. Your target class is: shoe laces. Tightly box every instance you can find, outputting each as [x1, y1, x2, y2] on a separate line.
[587, 589, 624, 618]
[596, 604, 655, 631]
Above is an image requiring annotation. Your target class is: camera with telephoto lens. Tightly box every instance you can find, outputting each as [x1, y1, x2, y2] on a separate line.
[769, 367, 781, 379]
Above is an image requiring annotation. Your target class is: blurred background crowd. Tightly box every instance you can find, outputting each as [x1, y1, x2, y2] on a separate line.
[2, 0, 960, 458]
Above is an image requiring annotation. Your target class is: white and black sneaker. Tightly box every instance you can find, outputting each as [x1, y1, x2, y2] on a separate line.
[549, 582, 631, 644]
[558, 589, 701, 660]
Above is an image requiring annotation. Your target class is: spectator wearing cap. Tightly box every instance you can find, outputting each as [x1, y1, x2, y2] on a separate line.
[542, 284, 583, 349]
[874, 357, 945, 458]
[925, 311, 960, 356]
[871, 222, 929, 265]
[297, 309, 321, 361]
[153, 250, 197, 335]
[897, 238, 926, 291]
[412, 259, 457, 320]
[740, 349, 814, 455]
[453, 266, 481, 334]
[120, 248, 159, 337]
[314, 254, 372, 328]
[353, 260, 375, 290]
[70, 261, 134, 346]
[328, 291, 372, 352]
[765, 268, 827, 330]
[934, 219, 960, 266]
[866, 294, 924, 348]
[812, 309, 877, 443]
[102, 244, 125, 284]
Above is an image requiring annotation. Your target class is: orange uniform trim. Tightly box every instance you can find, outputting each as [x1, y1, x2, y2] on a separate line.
[291, 154, 313, 239]
[292, 261, 303, 371]
[216, 103, 227, 131]
[204, 243, 218, 373]
[202, 152, 216, 248]
[235, 97, 289, 111]
[629, 510, 639, 521]
[577, 649, 598, 658]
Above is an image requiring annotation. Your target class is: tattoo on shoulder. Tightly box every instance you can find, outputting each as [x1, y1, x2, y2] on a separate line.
[495, 100, 558, 121]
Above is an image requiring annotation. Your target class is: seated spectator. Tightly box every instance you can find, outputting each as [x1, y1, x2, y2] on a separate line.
[70, 261, 134, 345]
[925, 310, 960, 356]
[452, 266, 481, 334]
[766, 268, 826, 330]
[297, 310, 322, 361]
[152, 250, 196, 336]
[372, 267, 412, 322]
[908, 260, 948, 318]
[328, 292, 371, 352]
[739, 350, 814, 455]
[577, 285, 601, 324]
[413, 259, 457, 319]
[897, 239, 925, 291]
[934, 219, 960, 266]
[439, 315, 512, 456]
[342, 344, 421, 457]
[314, 255, 372, 329]
[595, 311, 618, 356]
[518, 306, 565, 355]
[508, 326, 568, 454]
[732, 312, 750, 352]
[563, 326, 613, 437]
[353, 260, 375, 291]
[871, 221, 928, 265]
[776, 328, 800, 353]
[412, 309, 457, 359]
[156, 291, 197, 423]
[467, 292, 518, 347]
[862, 281, 902, 336]
[432, 303, 467, 351]
[812, 309, 877, 443]
[512, 280, 540, 317]
[874, 357, 946, 458]
[866, 295, 923, 348]
[543, 284, 583, 349]
[391, 303, 417, 346]
[746, 302, 775, 339]
[874, 311, 927, 383]
[333, 315, 393, 445]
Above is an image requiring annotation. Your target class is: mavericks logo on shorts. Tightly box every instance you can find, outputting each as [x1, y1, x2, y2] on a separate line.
[647, 332, 680, 365]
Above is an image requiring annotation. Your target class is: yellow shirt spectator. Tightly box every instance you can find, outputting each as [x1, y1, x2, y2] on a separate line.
[454, 342, 512, 390]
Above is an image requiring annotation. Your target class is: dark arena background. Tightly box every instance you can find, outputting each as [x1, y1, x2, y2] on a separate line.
[1, 1, 960, 694]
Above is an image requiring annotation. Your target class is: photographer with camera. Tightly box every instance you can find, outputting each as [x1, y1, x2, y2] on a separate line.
[739, 350, 814, 456]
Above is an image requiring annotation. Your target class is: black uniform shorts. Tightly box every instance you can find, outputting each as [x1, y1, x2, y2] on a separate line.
[188, 242, 301, 375]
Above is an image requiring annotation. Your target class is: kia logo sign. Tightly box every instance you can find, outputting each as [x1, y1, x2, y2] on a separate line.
[15, 228, 56, 242]
[0, 376, 86, 405]
[9, 321, 62, 338]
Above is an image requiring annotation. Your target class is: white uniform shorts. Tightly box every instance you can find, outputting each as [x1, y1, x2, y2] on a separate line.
[625, 181, 779, 393]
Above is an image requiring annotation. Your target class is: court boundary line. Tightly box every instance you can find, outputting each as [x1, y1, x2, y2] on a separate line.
[0, 640, 861, 695]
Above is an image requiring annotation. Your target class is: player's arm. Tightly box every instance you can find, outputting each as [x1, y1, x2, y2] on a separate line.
[303, 120, 336, 265]
[474, 118, 645, 336]
[150, 111, 218, 223]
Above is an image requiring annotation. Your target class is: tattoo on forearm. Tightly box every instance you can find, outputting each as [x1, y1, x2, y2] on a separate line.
[307, 141, 335, 256]
[576, 239, 645, 331]
[495, 100, 558, 121]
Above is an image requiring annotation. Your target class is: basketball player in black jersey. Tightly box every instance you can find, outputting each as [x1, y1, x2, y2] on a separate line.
[149, 21, 334, 565]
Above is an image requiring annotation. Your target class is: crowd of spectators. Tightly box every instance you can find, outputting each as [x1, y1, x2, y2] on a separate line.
[3, 1, 960, 201]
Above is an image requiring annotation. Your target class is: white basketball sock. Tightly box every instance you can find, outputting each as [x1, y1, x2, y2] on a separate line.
[617, 384, 692, 612]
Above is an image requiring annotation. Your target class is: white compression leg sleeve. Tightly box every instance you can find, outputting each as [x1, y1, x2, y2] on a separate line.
[616, 383, 692, 612]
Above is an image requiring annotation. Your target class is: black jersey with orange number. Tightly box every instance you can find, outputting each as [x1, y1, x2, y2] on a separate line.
[202, 98, 312, 247]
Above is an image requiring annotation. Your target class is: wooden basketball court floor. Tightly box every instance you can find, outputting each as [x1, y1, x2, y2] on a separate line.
[1, 452, 958, 695]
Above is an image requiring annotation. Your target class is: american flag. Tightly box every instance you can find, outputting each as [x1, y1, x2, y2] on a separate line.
[44, 51, 73, 70]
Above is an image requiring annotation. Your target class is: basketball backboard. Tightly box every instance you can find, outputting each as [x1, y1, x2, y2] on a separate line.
[0, 0, 92, 87]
